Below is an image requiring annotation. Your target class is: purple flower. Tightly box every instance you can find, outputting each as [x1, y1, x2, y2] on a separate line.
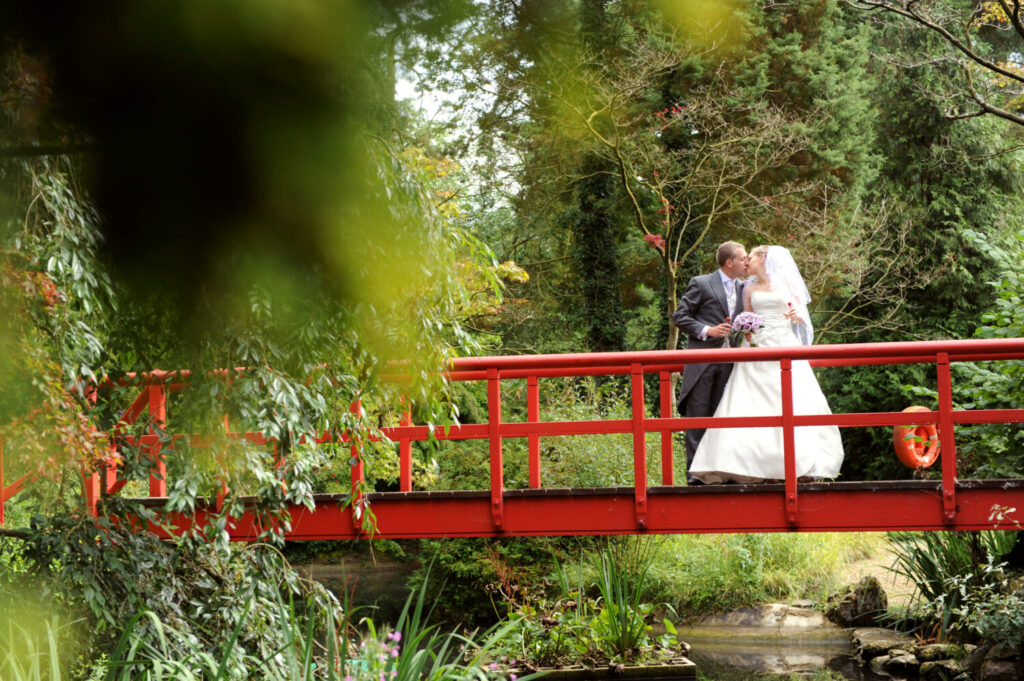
[390, 648, 399, 658]
[388, 632, 402, 643]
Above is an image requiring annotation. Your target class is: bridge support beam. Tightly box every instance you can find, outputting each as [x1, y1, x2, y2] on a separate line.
[156, 480, 1024, 540]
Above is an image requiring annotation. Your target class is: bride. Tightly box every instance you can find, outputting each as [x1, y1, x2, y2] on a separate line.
[688, 245, 844, 484]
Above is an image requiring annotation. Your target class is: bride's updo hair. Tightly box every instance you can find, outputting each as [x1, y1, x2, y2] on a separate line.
[750, 245, 770, 259]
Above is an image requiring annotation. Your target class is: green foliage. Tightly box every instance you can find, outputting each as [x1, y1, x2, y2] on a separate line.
[946, 228, 1024, 477]
[948, 561, 1024, 656]
[819, 13, 1023, 479]
[410, 537, 573, 627]
[497, 539, 677, 667]
[354, 566, 531, 681]
[18, 510, 345, 676]
[886, 530, 1018, 636]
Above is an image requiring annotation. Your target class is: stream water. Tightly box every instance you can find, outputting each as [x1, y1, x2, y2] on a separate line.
[677, 603, 890, 681]
[685, 637, 889, 680]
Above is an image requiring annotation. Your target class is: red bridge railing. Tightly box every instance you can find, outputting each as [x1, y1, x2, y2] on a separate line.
[3, 338, 1024, 537]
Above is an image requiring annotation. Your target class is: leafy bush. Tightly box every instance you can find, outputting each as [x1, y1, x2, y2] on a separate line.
[886, 530, 1018, 636]
[948, 562, 1024, 656]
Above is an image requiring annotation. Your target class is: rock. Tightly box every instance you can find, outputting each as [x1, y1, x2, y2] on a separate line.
[852, 627, 915, 660]
[919, 659, 966, 680]
[869, 655, 889, 675]
[884, 652, 920, 675]
[917, 643, 965, 662]
[980, 659, 1020, 681]
[965, 644, 992, 678]
[825, 576, 889, 627]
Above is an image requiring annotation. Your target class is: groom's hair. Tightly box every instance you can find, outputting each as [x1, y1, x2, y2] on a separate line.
[716, 241, 745, 267]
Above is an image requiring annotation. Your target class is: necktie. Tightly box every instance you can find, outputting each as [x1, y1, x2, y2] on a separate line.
[725, 279, 734, 297]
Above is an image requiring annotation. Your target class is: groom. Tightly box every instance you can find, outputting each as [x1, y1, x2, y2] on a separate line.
[672, 241, 749, 484]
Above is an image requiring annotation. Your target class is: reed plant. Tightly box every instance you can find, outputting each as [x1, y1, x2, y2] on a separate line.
[591, 546, 653, 658]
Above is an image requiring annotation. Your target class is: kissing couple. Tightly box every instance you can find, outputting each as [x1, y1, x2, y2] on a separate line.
[672, 241, 845, 485]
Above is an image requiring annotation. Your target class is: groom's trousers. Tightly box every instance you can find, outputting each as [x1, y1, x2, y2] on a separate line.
[681, 362, 733, 481]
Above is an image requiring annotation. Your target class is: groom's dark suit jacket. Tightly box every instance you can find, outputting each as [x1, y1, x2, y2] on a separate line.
[671, 272, 746, 413]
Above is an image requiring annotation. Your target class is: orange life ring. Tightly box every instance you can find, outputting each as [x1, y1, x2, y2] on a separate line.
[893, 406, 940, 469]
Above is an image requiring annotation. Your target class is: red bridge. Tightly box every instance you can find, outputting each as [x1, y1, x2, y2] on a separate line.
[3, 338, 1024, 539]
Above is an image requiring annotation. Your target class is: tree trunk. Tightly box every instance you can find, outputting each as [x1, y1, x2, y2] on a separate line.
[664, 266, 678, 351]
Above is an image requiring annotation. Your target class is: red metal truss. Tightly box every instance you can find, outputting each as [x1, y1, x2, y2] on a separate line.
[3, 337, 1024, 537]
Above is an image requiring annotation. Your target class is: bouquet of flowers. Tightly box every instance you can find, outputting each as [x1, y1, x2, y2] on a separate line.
[729, 311, 763, 347]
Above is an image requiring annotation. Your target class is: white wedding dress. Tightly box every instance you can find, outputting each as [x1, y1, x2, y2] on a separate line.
[688, 291, 844, 483]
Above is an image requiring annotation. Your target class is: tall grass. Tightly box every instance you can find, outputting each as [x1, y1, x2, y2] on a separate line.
[648, 532, 879, 617]
[0, 614, 75, 681]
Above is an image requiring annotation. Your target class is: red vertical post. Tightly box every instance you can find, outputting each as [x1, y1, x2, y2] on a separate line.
[659, 371, 673, 486]
[936, 352, 958, 521]
[527, 375, 541, 489]
[631, 363, 648, 529]
[780, 358, 797, 524]
[350, 399, 364, 528]
[1, 438, 5, 525]
[148, 384, 167, 498]
[83, 470, 100, 517]
[215, 414, 230, 512]
[487, 368, 504, 530]
[399, 404, 412, 492]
